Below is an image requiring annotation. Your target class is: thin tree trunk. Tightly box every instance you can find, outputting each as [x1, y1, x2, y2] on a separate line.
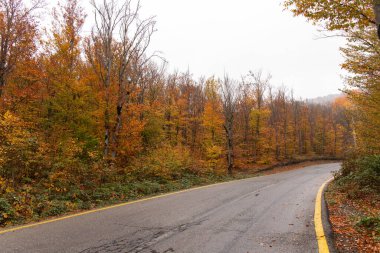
[275, 128, 280, 160]
[111, 103, 123, 158]
[104, 87, 111, 158]
[224, 125, 234, 175]
[111, 87, 129, 158]
[0, 76, 4, 98]
[104, 110, 111, 157]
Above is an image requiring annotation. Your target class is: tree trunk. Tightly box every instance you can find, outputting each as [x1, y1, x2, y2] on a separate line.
[0, 74, 5, 98]
[104, 108, 110, 157]
[275, 128, 280, 160]
[104, 87, 111, 158]
[111, 87, 129, 158]
[111, 103, 123, 158]
[254, 114, 261, 159]
[224, 125, 234, 175]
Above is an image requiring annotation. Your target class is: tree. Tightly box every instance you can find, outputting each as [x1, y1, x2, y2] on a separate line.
[86, 0, 156, 158]
[0, 0, 43, 98]
[342, 28, 380, 153]
[0, 111, 35, 182]
[284, 0, 380, 154]
[220, 75, 237, 174]
[203, 78, 223, 143]
[202, 77, 223, 169]
[284, 0, 374, 32]
[42, 0, 99, 164]
[237, 77, 254, 145]
[250, 71, 269, 160]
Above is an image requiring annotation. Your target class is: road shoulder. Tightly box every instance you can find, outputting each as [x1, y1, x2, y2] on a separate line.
[325, 180, 380, 252]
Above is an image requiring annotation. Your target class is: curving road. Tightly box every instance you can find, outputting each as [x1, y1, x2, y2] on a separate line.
[0, 163, 340, 253]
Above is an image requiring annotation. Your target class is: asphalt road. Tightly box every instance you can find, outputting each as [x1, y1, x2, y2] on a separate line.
[0, 163, 340, 253]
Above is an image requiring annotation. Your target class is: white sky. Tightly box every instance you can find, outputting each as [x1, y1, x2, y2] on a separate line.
[42, 0, 347, 99]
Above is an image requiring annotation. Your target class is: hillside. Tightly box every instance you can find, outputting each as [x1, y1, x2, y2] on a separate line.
[307, 93, 344, 104]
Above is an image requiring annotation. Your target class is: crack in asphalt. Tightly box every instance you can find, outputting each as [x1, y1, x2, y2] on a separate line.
[79, 220, 206, 253]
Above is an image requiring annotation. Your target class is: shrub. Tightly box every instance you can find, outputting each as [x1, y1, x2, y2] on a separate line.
[336, 155, 380, 197]
[132, 181, 162, 195]
[92, 187, 113, 201]
[0, 198, 14, 225]
[128, 146, 193, 182]
[357, 216, 380, 234]
[42, 201, 68, 217]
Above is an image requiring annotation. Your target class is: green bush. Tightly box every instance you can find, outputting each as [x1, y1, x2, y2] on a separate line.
[357, 216, 380, 235]
[141, 114, 164, 148]
[33, 194, 49, 216]
[0, 198, 14, 225]
[337, 155, 380, 194]
[132, 181, 162, 195]
[92, 187, 113, 201]
[43, 201, 68, 217]
[77, 201, 92, 210]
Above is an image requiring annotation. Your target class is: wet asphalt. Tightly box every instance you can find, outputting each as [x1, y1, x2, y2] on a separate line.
[0, 163, 340, 253]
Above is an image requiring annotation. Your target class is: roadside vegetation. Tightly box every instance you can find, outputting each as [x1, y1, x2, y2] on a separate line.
[0, 0, 353, 227]
[326, 156, 380, 252]
[284, 0, 380, 252]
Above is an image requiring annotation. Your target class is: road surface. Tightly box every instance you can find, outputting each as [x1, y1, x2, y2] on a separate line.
[0, 163, 340, 253]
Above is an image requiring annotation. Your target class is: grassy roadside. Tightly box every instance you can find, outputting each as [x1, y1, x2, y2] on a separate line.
[325, 156, 380, 253]
[0, 159, 335, 229]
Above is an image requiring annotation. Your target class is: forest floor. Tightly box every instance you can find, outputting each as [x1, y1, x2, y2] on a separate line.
[326, 182, 380, 253]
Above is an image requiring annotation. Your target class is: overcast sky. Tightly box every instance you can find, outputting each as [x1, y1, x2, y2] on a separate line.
[43, 0, 347, 99]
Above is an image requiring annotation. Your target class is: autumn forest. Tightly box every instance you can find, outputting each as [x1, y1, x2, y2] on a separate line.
[0, 0, 378, 231]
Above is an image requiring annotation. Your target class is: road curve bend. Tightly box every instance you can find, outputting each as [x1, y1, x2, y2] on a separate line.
[0, 163, 340, 253]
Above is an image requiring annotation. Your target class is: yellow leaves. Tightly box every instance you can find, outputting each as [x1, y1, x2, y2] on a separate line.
[202, 80, 224, 146]
[202, 97, 224, 167]
[250, 108, 270, 128]
[339, 27, 380, 153]
[205, 77, 220, 101]
[0, 111, 32, 159]
[205, 145, 223, 159]
[202, 144, 224, 171]
[203, 102, 223, 129]
[284, 0, 374, 32]
[1, 110, 25, 127]
[61, 138, 83, 158]
[128, 145, 192, 181]
[0, 176, 14, 195]
[48, 171, 70, 193]
[88, 151, 98, 159]
[334, 96, 351, 109]
[64, 201, 77, 211]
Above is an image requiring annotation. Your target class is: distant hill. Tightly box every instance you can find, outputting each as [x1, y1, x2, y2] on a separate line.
[306, 93, 345, 104]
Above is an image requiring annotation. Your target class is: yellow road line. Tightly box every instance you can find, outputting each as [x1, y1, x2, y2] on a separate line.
[314, 178, 333, 253]
[0, 178, 250, 235]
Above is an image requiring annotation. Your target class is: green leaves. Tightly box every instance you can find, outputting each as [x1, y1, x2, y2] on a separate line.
[0, 198, 14, 226]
